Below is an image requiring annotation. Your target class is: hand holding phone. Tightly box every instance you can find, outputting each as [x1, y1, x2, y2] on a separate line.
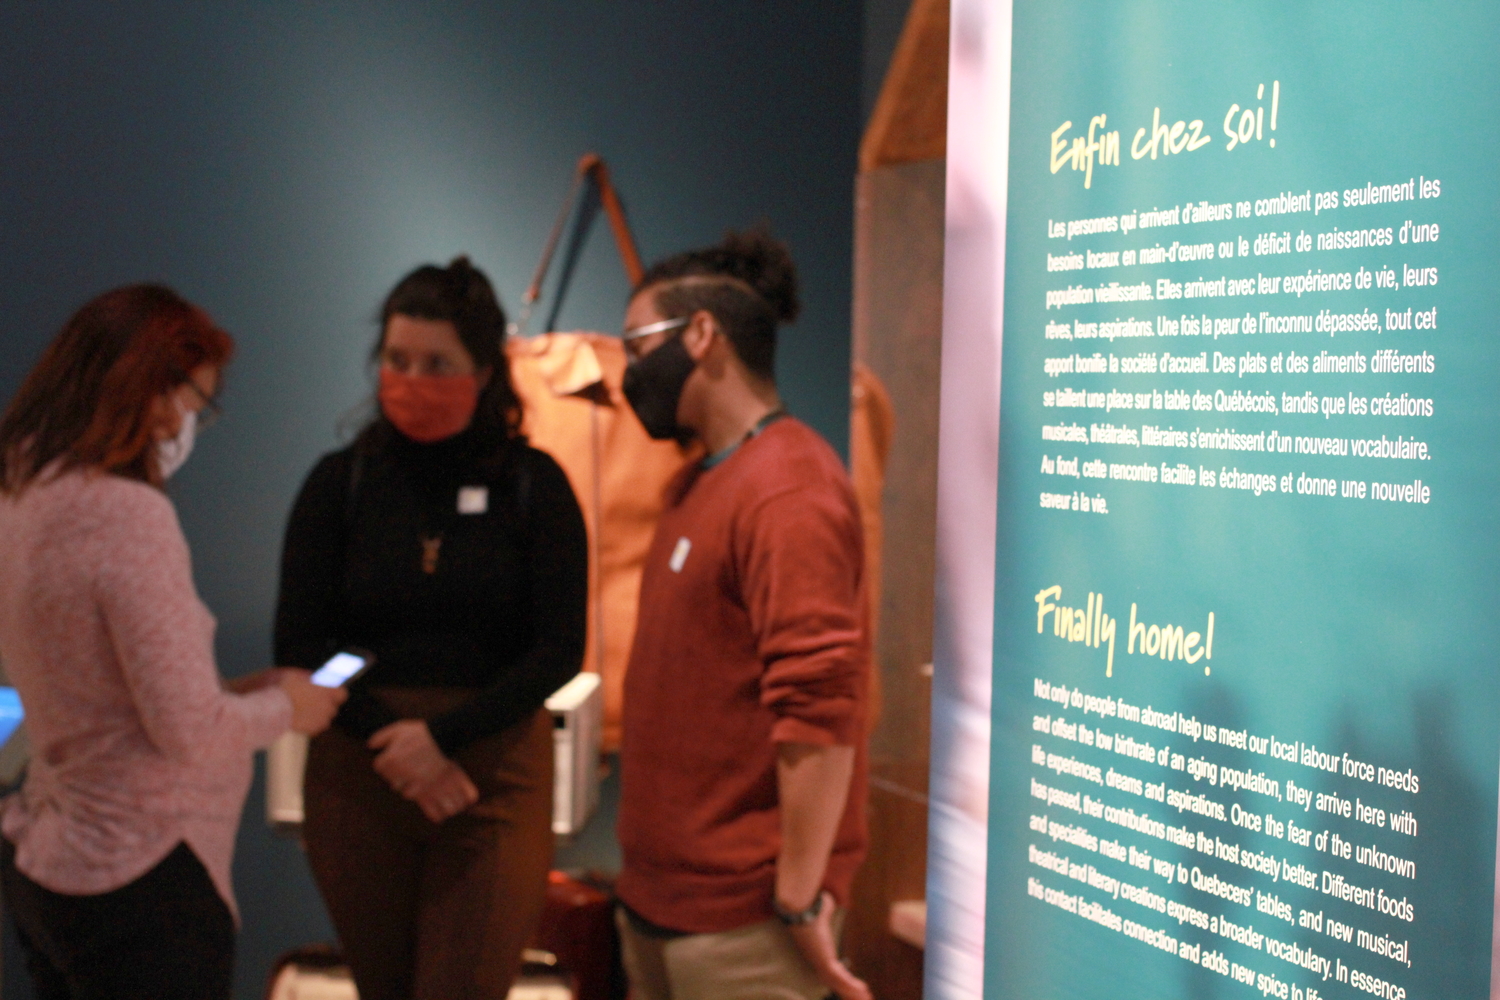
[280, 671, 346, 736]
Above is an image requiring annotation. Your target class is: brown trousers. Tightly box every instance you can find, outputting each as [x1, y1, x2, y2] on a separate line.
[303, 692, 554, 1000]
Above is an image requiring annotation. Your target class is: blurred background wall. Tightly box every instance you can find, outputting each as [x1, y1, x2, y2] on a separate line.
[0, 3, 881, 996]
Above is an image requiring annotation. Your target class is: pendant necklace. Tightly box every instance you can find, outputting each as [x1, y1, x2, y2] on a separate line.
[420, 534, 443, 574]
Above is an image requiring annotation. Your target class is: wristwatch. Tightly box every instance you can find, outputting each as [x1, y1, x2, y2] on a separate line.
[773, 892, 825, 926]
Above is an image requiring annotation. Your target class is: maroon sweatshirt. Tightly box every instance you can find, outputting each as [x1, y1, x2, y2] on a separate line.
[616, 417, 870, 934]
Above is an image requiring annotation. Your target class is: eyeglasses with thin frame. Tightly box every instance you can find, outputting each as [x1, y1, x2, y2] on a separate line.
[182, 378, 223, 431]
[621, 316, 690, 359]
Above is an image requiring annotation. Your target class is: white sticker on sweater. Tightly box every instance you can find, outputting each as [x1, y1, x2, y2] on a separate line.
[457, 486, 488, 514]
[669, 537, 692, 573]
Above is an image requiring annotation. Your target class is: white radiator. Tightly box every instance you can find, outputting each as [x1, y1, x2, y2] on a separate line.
[543, 672, 602, 837]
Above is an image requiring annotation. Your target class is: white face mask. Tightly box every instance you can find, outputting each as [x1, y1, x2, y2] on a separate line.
[156, 406, 197, 480]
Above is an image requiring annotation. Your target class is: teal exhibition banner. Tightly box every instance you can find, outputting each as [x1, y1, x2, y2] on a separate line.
[968, 3, 1500, 997]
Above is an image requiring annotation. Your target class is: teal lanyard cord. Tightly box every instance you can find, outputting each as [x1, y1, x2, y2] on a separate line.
[701, 409, 787, 469]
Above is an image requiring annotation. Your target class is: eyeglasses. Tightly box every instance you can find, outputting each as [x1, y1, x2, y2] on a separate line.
[182, 378, 223, 431]
[621, 316, 689, 361]
[621, 316, 689, 343]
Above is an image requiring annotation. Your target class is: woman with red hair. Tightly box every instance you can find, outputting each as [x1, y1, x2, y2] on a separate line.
[0, 285, 346, 1000]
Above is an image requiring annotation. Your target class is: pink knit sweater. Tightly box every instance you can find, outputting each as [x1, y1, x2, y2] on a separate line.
[0, 467, 290, 919]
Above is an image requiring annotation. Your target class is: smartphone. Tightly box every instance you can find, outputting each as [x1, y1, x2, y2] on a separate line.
[0, 687, 22, 747]
[0, 686, 26, 789]
[310, 650, 374, 688]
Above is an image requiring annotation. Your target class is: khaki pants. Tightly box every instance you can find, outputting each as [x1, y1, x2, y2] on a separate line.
[615, 908, 836, 1000]
[304, 693, 554, 1000]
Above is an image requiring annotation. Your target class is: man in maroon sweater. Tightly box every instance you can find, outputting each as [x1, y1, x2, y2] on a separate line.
[614, 229, 872, 1000]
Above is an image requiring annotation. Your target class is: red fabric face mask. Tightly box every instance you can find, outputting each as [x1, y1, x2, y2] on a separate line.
[378, 367, 480, 443]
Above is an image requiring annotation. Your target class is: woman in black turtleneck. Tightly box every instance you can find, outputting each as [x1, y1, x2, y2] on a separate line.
[274, 258, 586, 1000]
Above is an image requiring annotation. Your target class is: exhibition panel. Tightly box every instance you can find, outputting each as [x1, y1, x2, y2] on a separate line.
[935, 2, 1500, 997]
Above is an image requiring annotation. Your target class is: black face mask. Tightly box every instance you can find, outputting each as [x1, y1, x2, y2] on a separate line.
[623, 334, 697, 441]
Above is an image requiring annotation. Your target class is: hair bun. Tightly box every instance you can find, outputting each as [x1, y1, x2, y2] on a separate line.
[636, 224, 800, 324]
[715, 226, 799, 323]
[442, 256, 503, 312]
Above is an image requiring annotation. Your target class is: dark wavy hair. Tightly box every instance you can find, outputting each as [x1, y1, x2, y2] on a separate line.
[0, 285, 234, 492]
[361, 256, 521, 443]
[634, 226, 800, 381]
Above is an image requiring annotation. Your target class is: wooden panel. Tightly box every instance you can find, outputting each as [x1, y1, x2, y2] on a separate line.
[859, 0, 950, 172]
[846, 779, 929, 997]
[856, 160, 946, 770]
[843, 158, 946, 1000]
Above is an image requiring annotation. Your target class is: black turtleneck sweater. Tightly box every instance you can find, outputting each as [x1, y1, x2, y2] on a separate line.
[273, 422, 587, 754]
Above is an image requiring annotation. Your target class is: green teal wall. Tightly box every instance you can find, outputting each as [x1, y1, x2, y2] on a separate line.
[0, 4, 859, 996]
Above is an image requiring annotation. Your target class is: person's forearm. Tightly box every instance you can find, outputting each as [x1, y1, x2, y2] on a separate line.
[425, 647, 577, 755]
[224, 668, 280, 694]
[775, 741, 856, 910]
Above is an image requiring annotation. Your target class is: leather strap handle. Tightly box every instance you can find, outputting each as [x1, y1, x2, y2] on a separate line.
[581, 154, 644, 286]
[514, 153, 643, 335]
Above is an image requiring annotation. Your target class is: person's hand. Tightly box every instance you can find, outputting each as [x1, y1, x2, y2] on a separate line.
[368, 719, 449, 795]
[785, 891, 872, 1000]
[368, 721, 478, 823]
[280, 669, 346, 735]
[225, 667, 284, 694]
[409, 761, 480, 823]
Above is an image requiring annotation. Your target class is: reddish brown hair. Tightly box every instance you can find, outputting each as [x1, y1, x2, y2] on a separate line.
[0, 285, 234, 492]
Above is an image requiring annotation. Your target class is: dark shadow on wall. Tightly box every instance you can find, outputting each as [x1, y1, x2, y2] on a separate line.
[0, 4, 859, 997]
[1163, 684, 1493, 1000]
[1404, 690, 1491, 996]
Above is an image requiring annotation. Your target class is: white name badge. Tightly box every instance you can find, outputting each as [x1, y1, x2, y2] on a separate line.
[669, 537, 692, 573]
[457, 486, 489, 515]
